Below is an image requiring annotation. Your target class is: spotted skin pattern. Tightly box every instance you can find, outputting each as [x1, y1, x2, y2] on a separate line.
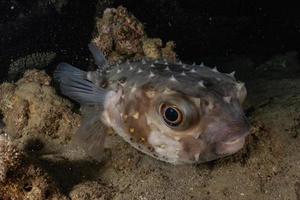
[55, 46, 250, 165]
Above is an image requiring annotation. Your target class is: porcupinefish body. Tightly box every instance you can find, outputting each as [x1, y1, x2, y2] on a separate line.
[54, 43, 250, 165]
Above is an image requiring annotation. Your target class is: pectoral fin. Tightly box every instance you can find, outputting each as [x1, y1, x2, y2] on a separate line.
[74, 109, 107, 161]
[88, 42, 108, 67]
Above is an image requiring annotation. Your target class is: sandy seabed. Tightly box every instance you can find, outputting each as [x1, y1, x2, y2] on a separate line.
[0, 63, 299, 200]
[0, 5, 299, 200]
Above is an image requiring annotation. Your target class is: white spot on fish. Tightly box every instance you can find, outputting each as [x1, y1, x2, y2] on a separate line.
[236, 82, 245, 91]
[228, 71, 236, 78]
[131, 84, 137, 93]
[190, 68, 196, 73]
[207, 101, 214, 110]
[148, 131, 182, 164]
[194, 153, 200, 161]
[149, 71, 155, 78]
[146, 90, 155, 98]
[223, 96, 232, 103]
[180, 71, 186, 76]
[132, 112, 140, 119]
[212, 66, 219, 72]
[129, 127, 135, 133]
[174, 136, 180, 141]
[169, 75, 177, 82]
[198, 81, 206, 88]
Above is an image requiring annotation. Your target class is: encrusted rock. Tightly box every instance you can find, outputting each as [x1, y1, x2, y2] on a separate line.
[0, 69, 80, 143]
[0, 136, 68, 200]
[8, 52, 56, 81]
[0, 136, 22, 182]
[92, 6, 177, 63]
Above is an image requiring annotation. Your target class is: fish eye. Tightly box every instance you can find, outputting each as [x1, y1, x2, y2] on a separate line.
[159, 103, 183, 127]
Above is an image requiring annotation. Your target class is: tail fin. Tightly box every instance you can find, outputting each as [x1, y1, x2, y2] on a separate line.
[54, 63, 107, 105]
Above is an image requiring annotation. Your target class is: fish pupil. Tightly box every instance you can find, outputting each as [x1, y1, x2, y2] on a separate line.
[165, 107, 178, 122]
[160, 103, 183, 127]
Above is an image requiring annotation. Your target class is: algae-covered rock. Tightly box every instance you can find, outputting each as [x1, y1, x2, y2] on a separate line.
[0, 135, 22, 182]
[0, 136, 68, 200]
[142, 38, 163, 60]
[92, 6, 177, 64]
[0, 69, 80, 145]
[8, 52, 56, 81]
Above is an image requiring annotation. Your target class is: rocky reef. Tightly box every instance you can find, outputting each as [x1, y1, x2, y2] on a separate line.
[0, 70, 114, 199]
[0, 136, 68, 200]
[0, 4, 299, 200]
[92, 6, 177, 64]
[0, 69, 80, 147]
[0, 51, 299, 200]
[8, 52, 57, 81]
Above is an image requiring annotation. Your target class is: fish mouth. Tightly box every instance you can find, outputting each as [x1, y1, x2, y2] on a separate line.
[215, 134, 248, 155]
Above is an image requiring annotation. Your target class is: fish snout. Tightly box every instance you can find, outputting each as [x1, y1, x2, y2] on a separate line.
[215, 119, 250, 155]
[200, 117, 250, 157]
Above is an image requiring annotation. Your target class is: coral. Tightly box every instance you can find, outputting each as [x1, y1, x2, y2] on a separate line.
[142, 38, 163, 60]
[0, 69, 80, 144]
[0, 136, 68, 200]
[92, 6, 177, 63]
[161, 41, 177, 62]
[8, 52, 56, 81]
[0, 136, 22, 182]
[142, 39, 176, 62]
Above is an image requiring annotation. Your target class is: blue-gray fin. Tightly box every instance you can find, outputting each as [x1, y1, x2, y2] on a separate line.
[54, 63, 107, 105]
[74, 106, 107, 161]
[88, 42, 108, 67]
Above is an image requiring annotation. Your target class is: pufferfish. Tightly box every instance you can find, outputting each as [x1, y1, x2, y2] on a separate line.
[54, 43, 250, 165]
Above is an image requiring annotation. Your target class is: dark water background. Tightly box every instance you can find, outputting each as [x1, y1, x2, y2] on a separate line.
[1, 0, 300, 81]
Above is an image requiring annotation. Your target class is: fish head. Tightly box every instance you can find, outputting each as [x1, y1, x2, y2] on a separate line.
[112, 63, 250, 164]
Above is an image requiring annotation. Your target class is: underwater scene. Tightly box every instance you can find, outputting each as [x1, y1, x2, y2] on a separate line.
[0, 1, 299, 199]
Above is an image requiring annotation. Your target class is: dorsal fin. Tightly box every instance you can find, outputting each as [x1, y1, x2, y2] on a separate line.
[88, 42, 108, 67]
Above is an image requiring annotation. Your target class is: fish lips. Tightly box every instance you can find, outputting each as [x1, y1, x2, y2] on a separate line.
[197, 119, 250, 159]
[215, 132, 249, 155]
